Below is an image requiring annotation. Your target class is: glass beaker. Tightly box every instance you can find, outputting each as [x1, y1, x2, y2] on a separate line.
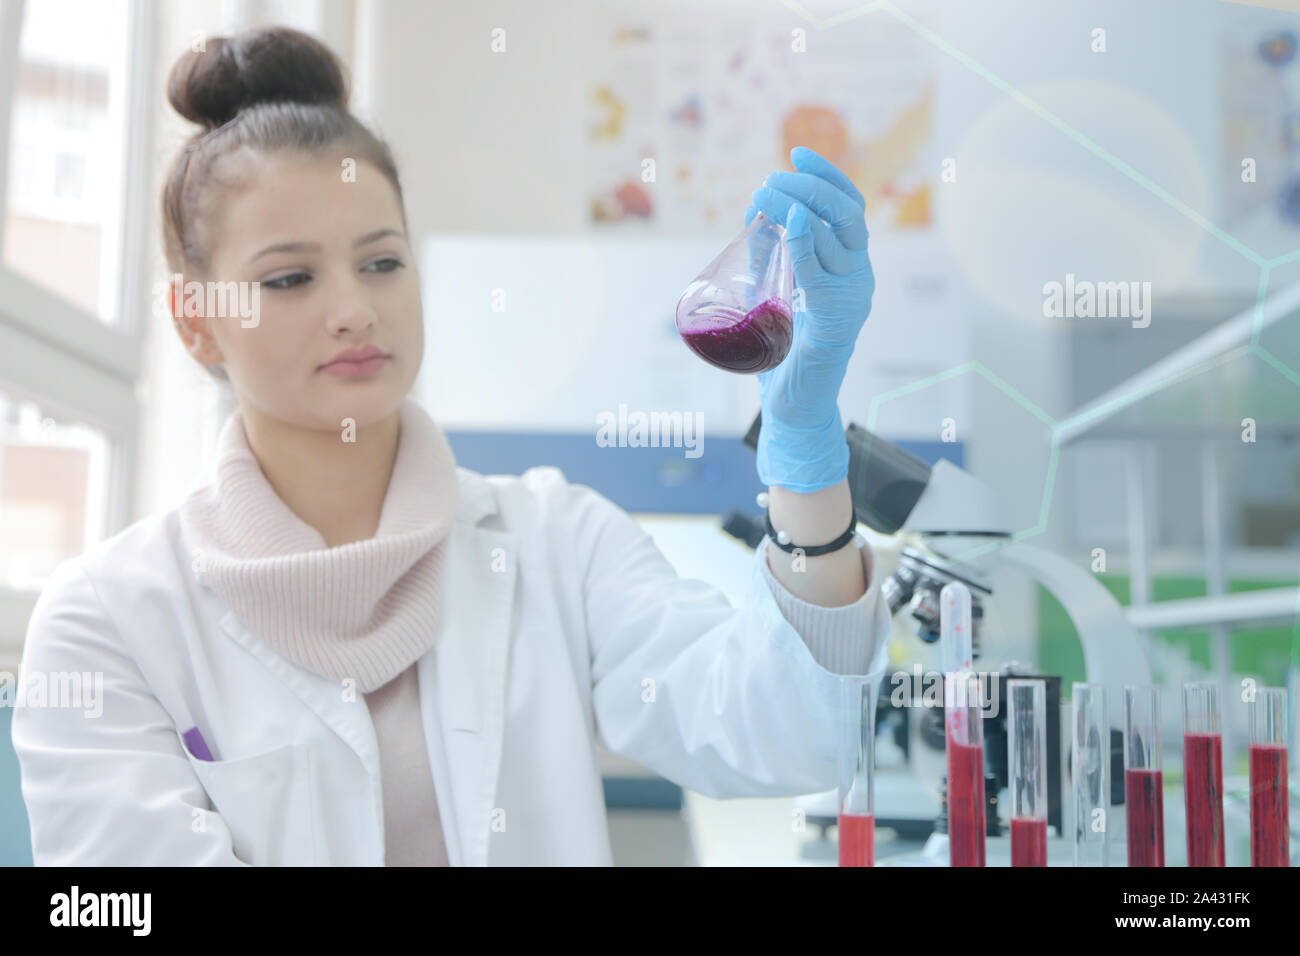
[675, 211, 794, 374]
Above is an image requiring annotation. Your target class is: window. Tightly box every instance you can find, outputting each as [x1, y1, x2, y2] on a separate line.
[2, 0, 130, 322]
[0, 393, 110, 590]
[0, 0, 150, 656]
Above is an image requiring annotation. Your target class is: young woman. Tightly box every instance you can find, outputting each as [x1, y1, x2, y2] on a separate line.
[12, 26, 888, 866]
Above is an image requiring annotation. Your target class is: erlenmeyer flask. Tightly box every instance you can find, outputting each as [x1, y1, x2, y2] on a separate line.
[675, 211, 794, 374]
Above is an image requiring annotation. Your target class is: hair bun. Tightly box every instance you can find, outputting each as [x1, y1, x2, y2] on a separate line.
[167, 26, 348, 131]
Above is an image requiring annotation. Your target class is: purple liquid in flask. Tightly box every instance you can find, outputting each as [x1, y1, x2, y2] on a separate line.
[680, 297, 793, 374]
[675, 211, 794, 375]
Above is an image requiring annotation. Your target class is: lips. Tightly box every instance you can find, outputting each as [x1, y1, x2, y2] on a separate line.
[320, 345, 390, 370]
[321, 355, 391, 378]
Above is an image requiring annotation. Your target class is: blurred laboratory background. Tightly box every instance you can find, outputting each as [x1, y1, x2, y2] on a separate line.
[0, 0, 1298, 866]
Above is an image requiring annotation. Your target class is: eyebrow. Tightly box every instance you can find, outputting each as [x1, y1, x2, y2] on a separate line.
[248, 228, 406, 263]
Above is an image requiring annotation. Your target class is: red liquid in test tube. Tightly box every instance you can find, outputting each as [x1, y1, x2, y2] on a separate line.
[1182, 683, 1224, 867]
[946, 696, 986, 867]
[1249, 687, 1290, 867]
[1008, 679, 1049, 866]
[836, 678, 877, 867]
[1125, 767, 1165, 867]
[1250, 745, 1288, 866]
[1183, 731, 1225, 866]
[1011, 817, 1047, 866]
[1124, 685, 1165, 867]
[941, 584, 984, 867]
[837, 813, 874, 867]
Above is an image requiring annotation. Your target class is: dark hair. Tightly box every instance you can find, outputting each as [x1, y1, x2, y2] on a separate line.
[161, 25, 406, 279]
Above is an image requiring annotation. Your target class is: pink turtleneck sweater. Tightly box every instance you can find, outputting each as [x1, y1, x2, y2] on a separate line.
[178, 398, 459, 866]
[178, 398, 884, 866]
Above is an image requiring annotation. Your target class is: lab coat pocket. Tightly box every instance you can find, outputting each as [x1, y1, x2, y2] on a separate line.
[185, 741, 318, 866]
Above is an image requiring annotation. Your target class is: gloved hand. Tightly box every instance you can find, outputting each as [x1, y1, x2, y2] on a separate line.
[745, 146, 875, 492]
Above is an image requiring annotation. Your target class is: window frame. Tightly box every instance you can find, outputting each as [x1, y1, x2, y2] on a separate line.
[0, 0, 155, 663]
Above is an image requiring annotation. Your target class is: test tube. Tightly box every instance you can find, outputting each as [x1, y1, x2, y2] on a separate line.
[836, 677, 878, 867]
[1249, 687, 1289, 867]
[1071, 683, 1109, 867]
[939, 581, 973, 674]
[1182, 682, 1225, 867]
[1123, 685, 1164, 867]
[941, 582, 983, 867]
[945, 669, 986, 867]
[1008, 679, 1048, 866]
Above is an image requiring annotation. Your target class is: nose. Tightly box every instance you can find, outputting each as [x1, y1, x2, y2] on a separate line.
[323, 273, 379, 337]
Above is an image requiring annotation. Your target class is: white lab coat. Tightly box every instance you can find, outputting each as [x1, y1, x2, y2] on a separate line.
[12, 464, 890, 866]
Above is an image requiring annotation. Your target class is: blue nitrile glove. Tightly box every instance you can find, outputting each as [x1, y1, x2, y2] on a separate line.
[746, 146, 875, 492]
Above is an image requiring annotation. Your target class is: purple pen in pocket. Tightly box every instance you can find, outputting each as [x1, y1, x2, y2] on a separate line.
[182, 725, 215, 761]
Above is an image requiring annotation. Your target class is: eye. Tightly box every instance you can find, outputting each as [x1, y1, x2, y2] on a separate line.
[264, 272, 311, 290]
[363, 257, 404, 274]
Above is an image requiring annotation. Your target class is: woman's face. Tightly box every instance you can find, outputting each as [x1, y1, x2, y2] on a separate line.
[181, 151, 422, 431]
